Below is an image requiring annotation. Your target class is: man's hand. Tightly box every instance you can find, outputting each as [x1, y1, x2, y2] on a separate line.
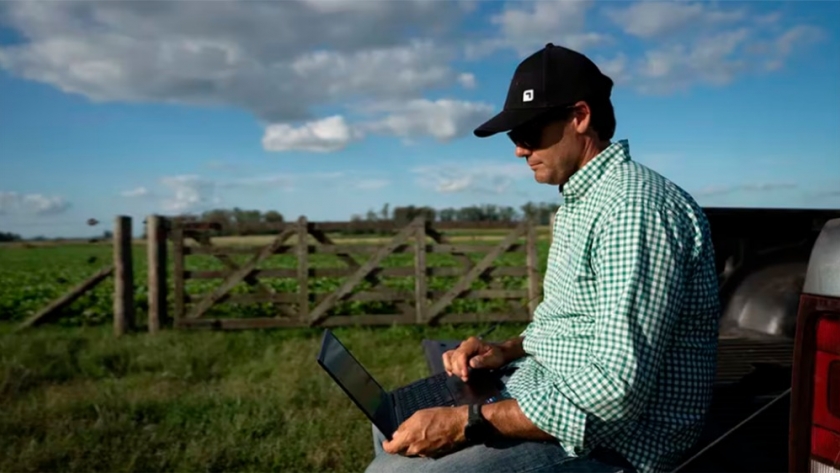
[382, 406, 468, 458]
[442, 336, 523, 381]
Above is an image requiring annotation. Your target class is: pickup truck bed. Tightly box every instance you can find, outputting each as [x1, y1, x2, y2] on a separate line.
[421, 335, 794, 472]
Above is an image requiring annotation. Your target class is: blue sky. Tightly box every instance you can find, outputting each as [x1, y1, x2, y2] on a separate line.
[0, 0, 838, 238]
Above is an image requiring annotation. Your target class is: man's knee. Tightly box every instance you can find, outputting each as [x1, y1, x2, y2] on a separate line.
[365, 453, 424, 473]
[365, 439, 570, 473]
[371, 424, 387, 457]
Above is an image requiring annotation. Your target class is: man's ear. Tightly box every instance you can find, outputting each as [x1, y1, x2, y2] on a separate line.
[572, 100, 591, 135]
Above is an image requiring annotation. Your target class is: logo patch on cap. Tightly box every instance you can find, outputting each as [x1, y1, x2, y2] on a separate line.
[523, 89, 534, 102]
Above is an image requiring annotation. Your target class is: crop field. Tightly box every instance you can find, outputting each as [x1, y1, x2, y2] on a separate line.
[0, 230, 546, 471]
[0, 231, 552, 326]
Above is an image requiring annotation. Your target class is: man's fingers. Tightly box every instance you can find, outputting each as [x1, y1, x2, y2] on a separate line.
[383, 438, 404, 455]
[444, 338, 485, 379]
[405, 444, 422, 457]
[383, 429, 408, 454]
[442, 351, 453, 376]
[452, 351, 469, 379]
[470, 348, 495, 368]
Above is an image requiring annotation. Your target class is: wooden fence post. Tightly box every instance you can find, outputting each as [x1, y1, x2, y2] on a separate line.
[113, 215, 135, 336]
[172, 222, 185, 323]
[526, 218, 540, 318]
[146, 215, 167, 333]
[297, 216, 309, 321]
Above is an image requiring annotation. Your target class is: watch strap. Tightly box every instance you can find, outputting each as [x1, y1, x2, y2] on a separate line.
[465, 403, 490, 443]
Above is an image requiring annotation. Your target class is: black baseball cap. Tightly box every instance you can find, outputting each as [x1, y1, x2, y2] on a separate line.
[473, 43, 614, 138]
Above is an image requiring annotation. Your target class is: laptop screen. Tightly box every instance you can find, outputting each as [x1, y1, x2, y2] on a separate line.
[318, 330, 391, 424]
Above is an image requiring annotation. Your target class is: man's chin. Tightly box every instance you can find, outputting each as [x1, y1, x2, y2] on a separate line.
[532, 171, 558, 185]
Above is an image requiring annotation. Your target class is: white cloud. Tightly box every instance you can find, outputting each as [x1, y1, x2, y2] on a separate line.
[594, 53, 630, 84]
[263, 99, 493, 152]
[412, 162, 531, 195]
[599, 1, 827, 95]
[289, 40, 460, 101]
[364, 99, 494, 142]
[0, 0, 470, 125]
[635, 28, 753, 93]
[121, 186, 150, 198]
[457, 73, 476, 89]
[158, 175, 219, 213]
[0, 191, 71, 216]
[486, 0, 609, 56]
[263, 115, 361, 152]
[603, 2, 744, 39]
[766, 25, 825, 70]
[139, 170, 389, 214]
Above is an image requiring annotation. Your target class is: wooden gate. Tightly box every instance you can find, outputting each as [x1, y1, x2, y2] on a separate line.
[167, 216, 542, 330]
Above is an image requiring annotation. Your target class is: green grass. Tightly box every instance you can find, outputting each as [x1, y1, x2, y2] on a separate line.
[0, 322, 528, 472]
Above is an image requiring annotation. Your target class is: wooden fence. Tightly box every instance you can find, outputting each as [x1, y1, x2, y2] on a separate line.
[16, 216, 136, 337]
[152, 216, 543, 330]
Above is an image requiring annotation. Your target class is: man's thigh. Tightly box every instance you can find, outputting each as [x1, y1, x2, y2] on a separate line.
[365, 438, 630, 473]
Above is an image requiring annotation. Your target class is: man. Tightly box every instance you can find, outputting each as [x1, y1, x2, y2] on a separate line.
[365, 43, 721, 473]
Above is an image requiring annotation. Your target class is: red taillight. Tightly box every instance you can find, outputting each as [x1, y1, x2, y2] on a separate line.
[791, 297, 840, 472]
[790, 219, 840, 473]
[811, 316, 840, 467]
[816, 316, 840, 356]
[812, 425, 840, 468]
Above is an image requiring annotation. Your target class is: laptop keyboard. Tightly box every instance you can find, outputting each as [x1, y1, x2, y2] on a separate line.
[393, 372, 453, 416]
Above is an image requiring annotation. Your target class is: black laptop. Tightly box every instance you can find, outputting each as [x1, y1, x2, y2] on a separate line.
[316, 329, 503, 440]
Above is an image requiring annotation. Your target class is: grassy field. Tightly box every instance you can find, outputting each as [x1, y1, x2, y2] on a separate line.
[0, 322, 528, 472]
[0, 231, 543, 471]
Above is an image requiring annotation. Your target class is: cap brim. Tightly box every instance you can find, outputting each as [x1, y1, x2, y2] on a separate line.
[473, 108, 546, 138]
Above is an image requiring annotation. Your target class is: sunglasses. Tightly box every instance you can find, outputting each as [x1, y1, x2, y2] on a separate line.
[506, 106, 578, 150]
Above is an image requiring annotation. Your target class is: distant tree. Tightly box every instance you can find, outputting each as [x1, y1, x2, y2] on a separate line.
[498, 206, 517, 221]
[393, 205, 436, 225]
[520, 202, 538, 221]
[0, 231, 22, 242]
[264, 210, 284, 223]
[438, 207, 457, 222]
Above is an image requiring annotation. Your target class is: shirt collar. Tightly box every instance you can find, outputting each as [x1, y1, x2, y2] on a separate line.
[560, 139, 631, 203]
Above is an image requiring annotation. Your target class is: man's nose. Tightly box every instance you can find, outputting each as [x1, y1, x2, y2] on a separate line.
[514, 146, 531, 158]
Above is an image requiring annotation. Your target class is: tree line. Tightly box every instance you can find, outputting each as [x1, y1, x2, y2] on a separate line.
[1, 202, 561, 241]
[178, 202, 560, 236]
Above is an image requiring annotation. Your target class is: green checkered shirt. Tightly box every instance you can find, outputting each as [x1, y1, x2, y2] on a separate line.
[505, 140, 721, 473]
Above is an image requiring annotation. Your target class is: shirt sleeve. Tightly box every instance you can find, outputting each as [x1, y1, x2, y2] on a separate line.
[515, 199, 691, 448]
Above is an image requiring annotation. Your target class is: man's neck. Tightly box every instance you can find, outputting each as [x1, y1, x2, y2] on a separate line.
[576, 139, 610, 172]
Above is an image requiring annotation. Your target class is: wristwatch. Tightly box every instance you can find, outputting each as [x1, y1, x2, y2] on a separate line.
[464, 403, 492, 443]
